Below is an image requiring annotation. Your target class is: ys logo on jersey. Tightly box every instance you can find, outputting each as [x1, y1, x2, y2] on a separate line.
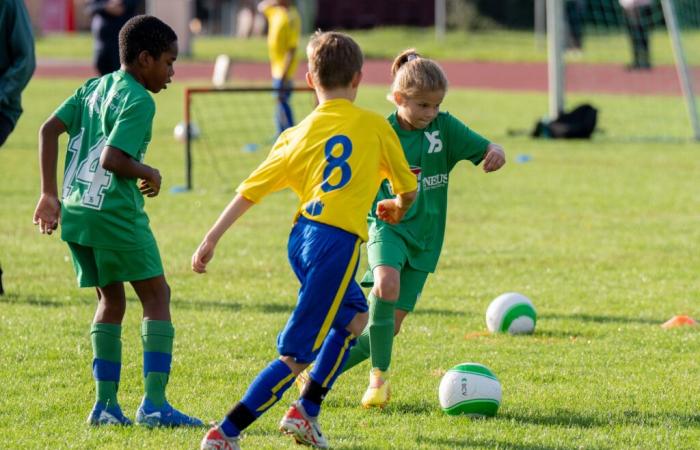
[425, 130, 442, 154]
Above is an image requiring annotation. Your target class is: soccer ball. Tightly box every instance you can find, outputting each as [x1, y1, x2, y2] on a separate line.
[438, 362, 501, 417]
[173, 121, 200, 142]
[486, 292, 537, 334]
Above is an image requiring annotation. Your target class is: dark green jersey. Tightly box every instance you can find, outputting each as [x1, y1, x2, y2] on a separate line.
[368, 111, 490, 272]
[55, 70, 156, 250]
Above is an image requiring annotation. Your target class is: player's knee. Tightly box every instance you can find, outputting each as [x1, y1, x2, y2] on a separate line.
[346, 311, 368, 336]
[373, 276, 399, 301]
[280, 355, 310, 375]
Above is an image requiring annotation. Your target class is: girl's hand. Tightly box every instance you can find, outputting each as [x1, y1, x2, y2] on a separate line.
[482, 144, 506, 173]
[376, 198, 407, 224]
[33, 194, 61, 235]
[192, 240, 216, 273]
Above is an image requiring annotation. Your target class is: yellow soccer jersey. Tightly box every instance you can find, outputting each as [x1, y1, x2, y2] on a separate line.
[237, 99, 417, 241]
[262, 5, 301, 79]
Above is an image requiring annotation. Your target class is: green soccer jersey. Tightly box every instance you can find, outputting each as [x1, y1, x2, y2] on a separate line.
[368, 111, 490, 272]
[55, 70, 156, 250]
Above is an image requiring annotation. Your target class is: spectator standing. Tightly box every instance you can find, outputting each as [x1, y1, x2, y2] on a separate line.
[0, 0, 36, 296]
[87, 0, 140, 75]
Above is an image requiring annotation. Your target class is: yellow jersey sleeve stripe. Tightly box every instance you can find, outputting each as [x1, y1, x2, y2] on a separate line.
[312, 238, 362, 351]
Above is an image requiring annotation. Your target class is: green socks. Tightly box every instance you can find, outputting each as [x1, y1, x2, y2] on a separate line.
[91, 323, 122, 406]
[340, 327, 371, 374]
[142, 320, 174, 408]
[368, 294, 396, 372]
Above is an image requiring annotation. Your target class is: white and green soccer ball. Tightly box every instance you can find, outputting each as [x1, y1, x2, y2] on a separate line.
[438, 363, 502, 417]
[486, 292, 537, 334]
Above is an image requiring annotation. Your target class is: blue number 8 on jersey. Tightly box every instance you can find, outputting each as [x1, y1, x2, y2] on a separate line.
[321, 135, 352, 192]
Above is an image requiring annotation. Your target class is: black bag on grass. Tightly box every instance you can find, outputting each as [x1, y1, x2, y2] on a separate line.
[532, 104, 598, 139]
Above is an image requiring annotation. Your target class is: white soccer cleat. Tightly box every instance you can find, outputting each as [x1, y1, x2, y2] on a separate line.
[279, 401, 329, 449]
[200, 426, 241, 450]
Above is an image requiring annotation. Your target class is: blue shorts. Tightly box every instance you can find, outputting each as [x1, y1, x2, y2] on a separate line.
[277, 216, 368, 363]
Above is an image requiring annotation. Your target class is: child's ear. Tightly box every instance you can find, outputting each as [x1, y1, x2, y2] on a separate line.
[351, 71, 362, 88]
[137, 50, 153, 68]
[305, 72, 315, 89]
[393, 91, 405, 105]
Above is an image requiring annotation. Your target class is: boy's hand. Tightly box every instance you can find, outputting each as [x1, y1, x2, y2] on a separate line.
[33, 194, 61, 235]
[192, 240, 216, 274]
[376, 198, 408, 225]
[140, 168, 162, 197]
[482, 144, 506, 173]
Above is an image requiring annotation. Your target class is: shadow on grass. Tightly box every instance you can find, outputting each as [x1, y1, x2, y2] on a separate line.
[540, 312, 659, 326]
[416, 436, 564, 450]
[503, 409, 700, 428]
[411, 307, 463, 317]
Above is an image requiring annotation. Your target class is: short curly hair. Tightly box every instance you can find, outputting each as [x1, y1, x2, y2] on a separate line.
[119, 15, 178, 65]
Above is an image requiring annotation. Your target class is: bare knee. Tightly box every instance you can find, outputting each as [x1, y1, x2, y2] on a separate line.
[346, 311, 368, 337]
[132, 276, 171, 321]
[372, 266, 400, 301]
[280, 356, 310, 376]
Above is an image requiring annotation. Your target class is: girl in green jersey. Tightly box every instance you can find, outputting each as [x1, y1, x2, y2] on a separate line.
[341, 49, 507, 408]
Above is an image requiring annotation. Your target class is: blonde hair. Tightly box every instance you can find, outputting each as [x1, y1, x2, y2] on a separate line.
[390, 49, 448, 99]
[306, 31, 363, 90]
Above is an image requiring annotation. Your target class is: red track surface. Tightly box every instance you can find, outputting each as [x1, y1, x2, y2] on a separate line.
[35, 58, 700, 96]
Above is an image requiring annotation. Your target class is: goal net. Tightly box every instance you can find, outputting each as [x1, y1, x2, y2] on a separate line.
[546, 0, 700, 140]
[178, 87, 317, 191]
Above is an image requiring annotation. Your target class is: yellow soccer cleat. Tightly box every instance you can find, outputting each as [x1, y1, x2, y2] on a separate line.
[361, 368, 391, 408]
[295, 365, 312, 394]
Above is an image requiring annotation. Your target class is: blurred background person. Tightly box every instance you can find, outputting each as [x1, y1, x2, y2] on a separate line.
[1, 0, 36, 295]
[565, 0, 585, 57]
[87, 0, 140, 75]
[258, 0, 301, 135]
[619, 0, 653, 70]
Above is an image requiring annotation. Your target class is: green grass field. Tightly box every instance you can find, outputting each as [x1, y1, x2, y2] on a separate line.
[36, 27, 700, 66]
[1, 73, 700, 449]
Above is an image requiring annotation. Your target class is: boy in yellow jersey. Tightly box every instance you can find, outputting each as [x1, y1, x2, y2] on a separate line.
[195, 31, 417, 450]
[258, 0, 300, 134]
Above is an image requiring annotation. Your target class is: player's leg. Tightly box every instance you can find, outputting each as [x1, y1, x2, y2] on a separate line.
[362, 266, 428, 408]
[278, 219, 363, 448]
[297, 281, 368, 418]
[130, 274, 202, 427]
[66, 241, 131, 426]
[273, 78, 294, 134]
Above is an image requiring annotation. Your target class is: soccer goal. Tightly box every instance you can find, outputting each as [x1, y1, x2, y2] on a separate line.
[178, 86, 317, 191]
[544, 0, 700, 141]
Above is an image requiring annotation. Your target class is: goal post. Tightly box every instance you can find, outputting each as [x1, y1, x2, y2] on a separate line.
[178, 86, 317, 191]
[546, 0, 700, 141]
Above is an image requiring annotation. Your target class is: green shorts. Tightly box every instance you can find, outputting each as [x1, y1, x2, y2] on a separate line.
[361, 238, 429, 313]
[67, 241, 164, 288]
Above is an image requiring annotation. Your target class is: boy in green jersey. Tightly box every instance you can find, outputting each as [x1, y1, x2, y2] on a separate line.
[337, 49, 507, 408]
[33, 15, 202, 428]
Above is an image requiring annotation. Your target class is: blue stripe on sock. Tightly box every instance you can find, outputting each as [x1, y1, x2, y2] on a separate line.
[92, 358, 121, 382]
[143, 351, 172, 376]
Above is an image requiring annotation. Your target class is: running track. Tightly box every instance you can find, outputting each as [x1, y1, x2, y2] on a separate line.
[35, 58, 700, 96]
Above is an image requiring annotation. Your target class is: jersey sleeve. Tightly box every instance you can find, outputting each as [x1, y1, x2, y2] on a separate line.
[53, 85, 87, 135]
[236, 136, 290, 203]
[379, 121, 418, 195]
[106, 96, 155, 159]
[444, 112, 490, 171]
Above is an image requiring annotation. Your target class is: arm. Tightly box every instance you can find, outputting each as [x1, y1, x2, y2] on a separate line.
[33, 116, 66, 235]
[376, 190, 417, 225]
[191, 194, 256, 273]
[100, 146, 162, 197]
[0, 2, 35, 108]
[280, 47, 297, 81]
[481, 143, 506, 173]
